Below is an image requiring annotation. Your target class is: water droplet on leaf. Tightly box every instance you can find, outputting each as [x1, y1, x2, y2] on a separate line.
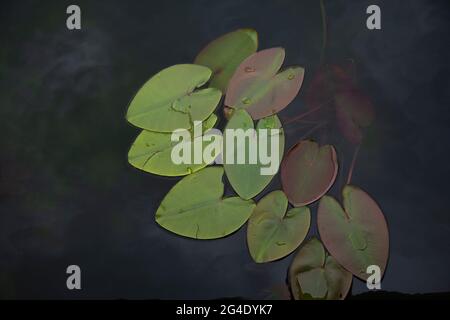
[242, 97, 252, 105]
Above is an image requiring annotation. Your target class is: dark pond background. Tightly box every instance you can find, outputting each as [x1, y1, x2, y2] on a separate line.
[0, 0, 449, 299]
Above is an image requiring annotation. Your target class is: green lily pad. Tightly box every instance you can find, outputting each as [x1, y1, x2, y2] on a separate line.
[281, 140, 338, 206]
[128, 114, 220, 176]
[156, 167, 255, 239]
[289, 238, 353, 300]
[225, 48, 304, 120]
[223, 109, 284, 200]
[247, 190, 310, 263]
[317, 185, 389, 280]
[194, 29, 258, 91]
[126, 64, 222, 132]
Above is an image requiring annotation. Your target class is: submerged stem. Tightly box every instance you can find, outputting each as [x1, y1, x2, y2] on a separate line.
[319, 0, 327, 64]
[346, 144, 361, 185]
[299, 121, 328, 140]
[284, 97, 334, 125]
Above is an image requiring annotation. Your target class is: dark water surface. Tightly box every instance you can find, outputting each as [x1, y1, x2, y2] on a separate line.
[0, 0, 449, 298]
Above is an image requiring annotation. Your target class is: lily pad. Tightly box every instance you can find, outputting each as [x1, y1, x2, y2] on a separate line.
[194, 29, 258, 91]
[289, 237, 352, 300]
[156, 167, 255, 239]
[126, 64, 222, 132]
[335, 89, 375, 145]
[128, 114, 221, 176]
[317, 185, 389, 280]
[223, 109, 284, 200]
[247, 190, 310, 263]
[304, 65, 375, 144]
[225, 48, 304, 120]
[281, 140, 338, 206]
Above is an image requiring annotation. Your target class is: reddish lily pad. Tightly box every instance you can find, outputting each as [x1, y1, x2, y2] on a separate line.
[281, 140, 338, 206]
[304, 65, 375, 144]
[225, 48, 304, 120]
[289, 237, 353, 300]
[335, 89, 375, 144]
[317, 185, 389, 280]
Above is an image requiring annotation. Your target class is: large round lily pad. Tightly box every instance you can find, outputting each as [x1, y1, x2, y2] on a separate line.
[281, 140, 338, 206]
[126, 64, 221, 132]
[156, 167, 255, 239]
[289, 237, 352, 300]
[247, 190, 310, 263]
[317, 185, 389, 280]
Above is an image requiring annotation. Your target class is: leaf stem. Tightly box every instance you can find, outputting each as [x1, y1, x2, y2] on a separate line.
[319, 0, 327, 64]
[299, 121, 328, 140]
[284, 97, 333, 125]
[346, 143, 361, 185]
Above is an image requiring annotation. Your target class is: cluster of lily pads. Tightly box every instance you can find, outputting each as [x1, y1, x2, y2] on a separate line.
[125, 29, 389, 300]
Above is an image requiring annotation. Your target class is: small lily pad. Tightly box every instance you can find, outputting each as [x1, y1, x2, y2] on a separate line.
[289, 238, 352, 300]
[281, 140, 338, 206]
[247, 190, 310, 263]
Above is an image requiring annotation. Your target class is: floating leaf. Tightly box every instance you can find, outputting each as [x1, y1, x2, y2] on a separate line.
[225, 48, 304, 120]
[156, 167, 255, 239]
[281, 140, 338, 206]
[335, 89, 375, 144]
[289, 238, 352, 300]
[223, 109, 284, 200]
[128, 114, 221, 176]
[247, 190, 310, 263]
[126, 64, 221, 132]
[194, 29, 258, 91]
[304, 65, 374, 144]
[317, 185, 389, 280]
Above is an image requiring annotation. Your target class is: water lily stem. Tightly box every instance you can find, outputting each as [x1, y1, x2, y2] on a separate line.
[299, 121, 328, 140]
[346, 143, 361, 185]
[284, 96, 335, 125]
[285, 105, 323, 125]
[319, 0, 327, 64]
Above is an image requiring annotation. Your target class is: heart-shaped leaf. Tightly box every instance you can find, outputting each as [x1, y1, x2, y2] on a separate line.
[156, 167, 255, 239]
[305, 65, 374, 144]
[225, 48, 304, 120]
[247, 190, 310, 263]
[223, 109, 284, 200]
[126, 64, 222, 132]
[335, 89, 375, 144]
[194, 29, 258, 91]
[317, 185, 389, 280]
[289, 237, 352, 300]
[128, 114, 221, 176]
[281, 140, 338, 206]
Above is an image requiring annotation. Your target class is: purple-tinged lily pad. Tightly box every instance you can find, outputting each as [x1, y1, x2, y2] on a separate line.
[317, 185, 389, 280]
[281, 140, 338, 206]
[225, 48, 304, 120]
